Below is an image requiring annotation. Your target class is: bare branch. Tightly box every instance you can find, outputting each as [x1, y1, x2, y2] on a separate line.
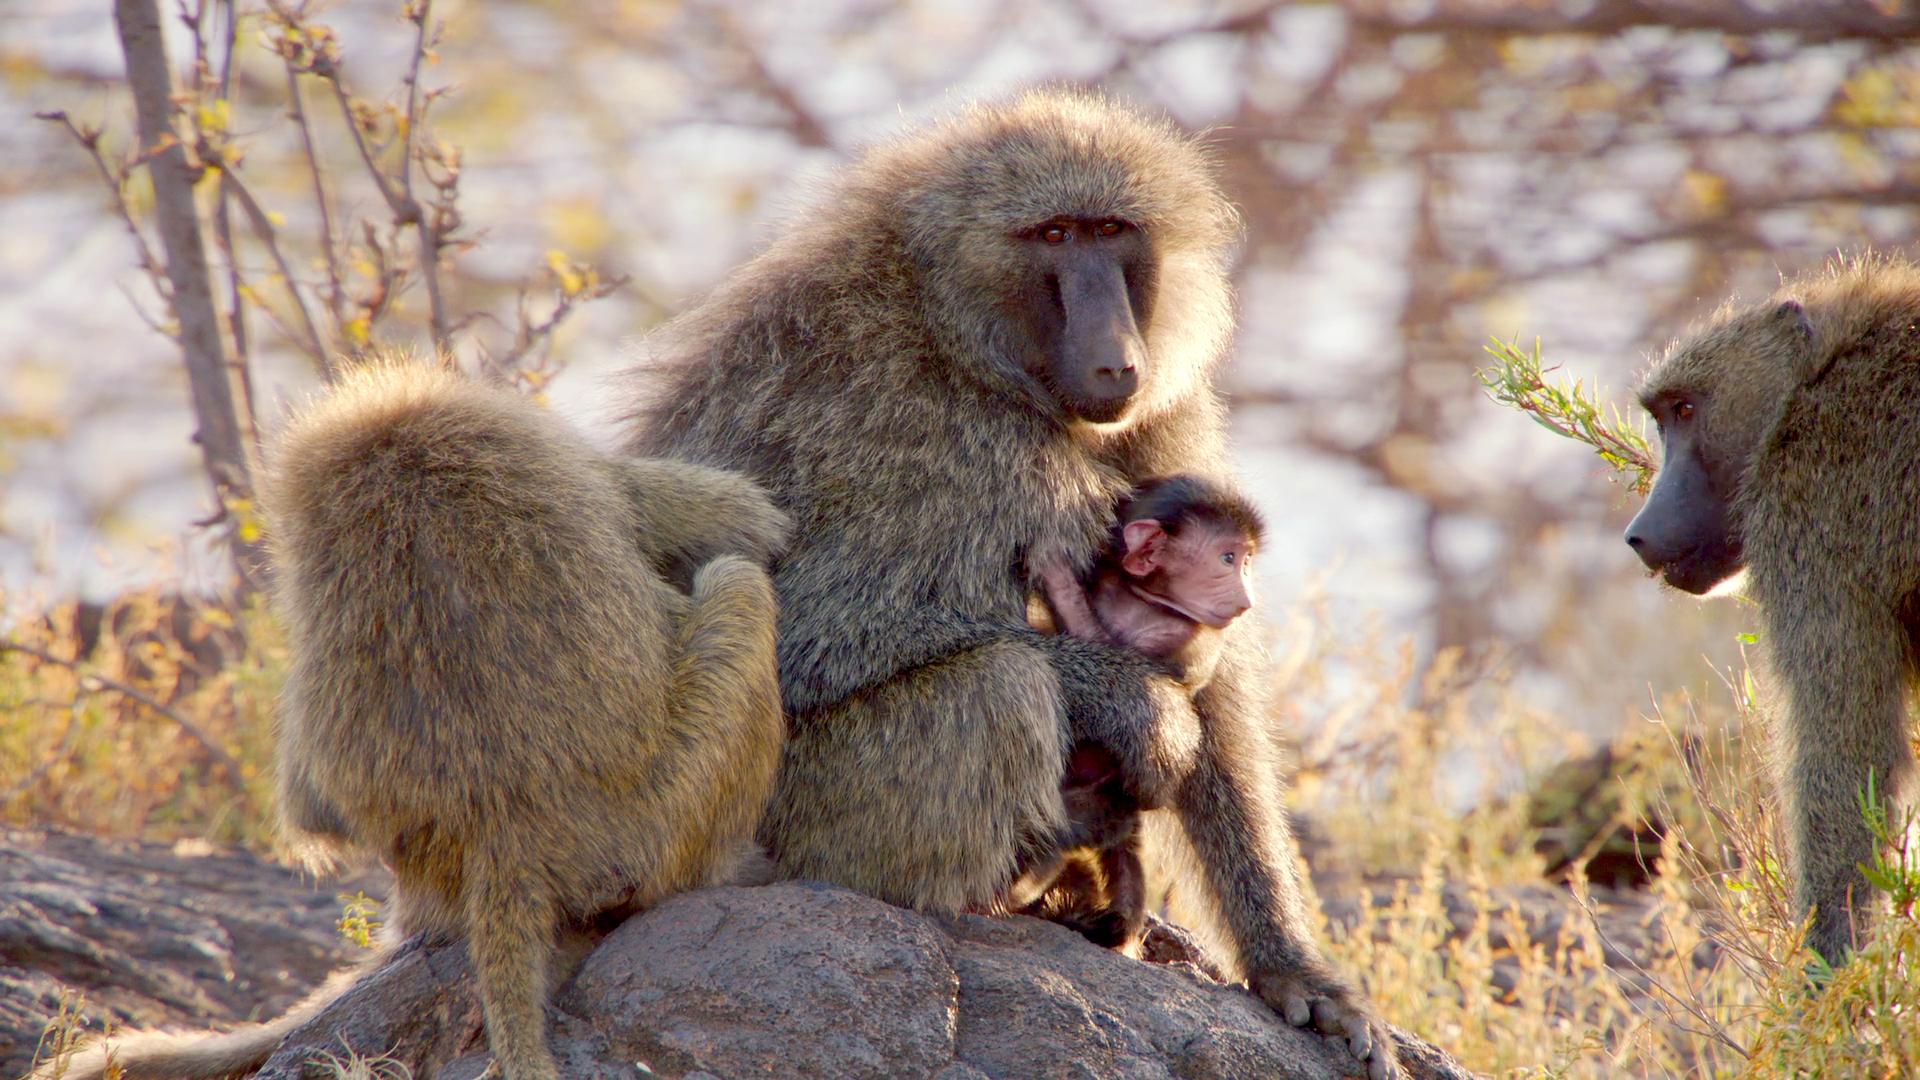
[398, 0, 435, 201]
[304, 7, 451, 356]
[221, 169, 335, 376]
[706, 5, 834, 149]
[402, 0, 450, 354]
[491, 269, 629, 376]
[210, 0, 258, 444]
[282, 61, 347, 343]
[34, 110, 168, 302]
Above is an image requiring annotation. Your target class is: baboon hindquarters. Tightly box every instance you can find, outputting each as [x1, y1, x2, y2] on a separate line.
[267, 362, 784, 1080]
[758, 639, 1071, 913]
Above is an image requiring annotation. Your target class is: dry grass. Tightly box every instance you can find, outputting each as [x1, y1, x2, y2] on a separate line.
[305, 1044, 414, 1080]
[1286, 622, 1918, 1079]
[27, 991, 108, 1079]
[5, 587, 1915, 1079]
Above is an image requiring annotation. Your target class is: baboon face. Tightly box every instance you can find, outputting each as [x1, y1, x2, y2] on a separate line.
[1625, 392, 1744, 594]
[1011, 216, 1159, 424]
[1626, 299, 1812, 594]
[1120, 518, 1256, 628]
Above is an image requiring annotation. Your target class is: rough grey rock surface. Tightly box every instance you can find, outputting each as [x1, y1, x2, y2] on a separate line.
[257, 884, 1472, 1080]
[10, 831, 1476, 1080]
[0, 828, 383, 1076]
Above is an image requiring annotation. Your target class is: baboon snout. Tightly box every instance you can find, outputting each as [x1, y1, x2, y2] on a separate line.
[1622, 524, 1662, 569]
[1623, 453, 1743, 595]
[1624, 495, 1693, 577]
[1189, 575, 1253, 628]
[1052, 251, 1147, 423]
[1087, 334, 1144, 392]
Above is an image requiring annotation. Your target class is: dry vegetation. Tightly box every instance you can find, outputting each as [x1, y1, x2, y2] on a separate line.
[6, 581, 1916, 1079]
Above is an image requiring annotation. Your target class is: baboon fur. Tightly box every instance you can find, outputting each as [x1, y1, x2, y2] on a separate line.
[43, 360, 788, 1080]
[632, 90, 1394, 1073]
[1639, 253, 1920, 964]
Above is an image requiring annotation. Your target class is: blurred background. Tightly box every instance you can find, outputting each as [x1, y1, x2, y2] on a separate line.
[6, 0, 1920, 772]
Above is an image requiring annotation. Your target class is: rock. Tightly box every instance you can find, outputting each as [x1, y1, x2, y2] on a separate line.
[257, 883, 1472, 1080]
[9, 831, 1475, 1080]
[0, 828, 384, 1077]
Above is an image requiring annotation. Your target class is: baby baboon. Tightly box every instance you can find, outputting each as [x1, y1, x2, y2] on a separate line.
[1016, 474, 1266, 956]
[45, 360, 789, 1080]
[632, 91, 1396, 1076]
[1033, 473, 1265, 690]
[1627, 252, 1920, 964]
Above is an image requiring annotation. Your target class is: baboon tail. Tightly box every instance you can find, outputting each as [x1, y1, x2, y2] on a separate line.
[464, 861, 562, 1080]
[30, 962, 370, 1080]
[663, 555, 786, 876]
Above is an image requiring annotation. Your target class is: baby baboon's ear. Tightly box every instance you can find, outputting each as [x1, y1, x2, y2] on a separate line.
[1120, 520, 1168, 577]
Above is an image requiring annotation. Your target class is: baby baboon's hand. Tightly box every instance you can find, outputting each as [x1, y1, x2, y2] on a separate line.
[1250, 967, 1400, 1080]
[1030, 548, 1111, 643]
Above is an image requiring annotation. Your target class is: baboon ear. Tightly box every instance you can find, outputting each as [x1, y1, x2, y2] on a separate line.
[1773, 299, 1813, 343]
[1120, 520, 1167, 576]
[1773, 298, 1831, 383]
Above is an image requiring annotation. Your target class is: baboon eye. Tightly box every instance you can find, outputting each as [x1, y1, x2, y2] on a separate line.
[1674, 400, 1696, 422]
[1042, 225, 1069, 244]
[1221, 552, 1235, 565]
[1096, 220, 1125, 237]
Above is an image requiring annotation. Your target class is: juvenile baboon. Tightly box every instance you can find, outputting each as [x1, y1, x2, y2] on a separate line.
[1016, 474, 1264, 955]
[631, 90, 1396, 1076]
[1627, 252, 1920, 964]
[44, 360, 789, 1080]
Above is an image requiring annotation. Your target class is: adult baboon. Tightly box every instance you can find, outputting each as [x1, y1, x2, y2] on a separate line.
[43, 361, 789, 1080]
[632, 90, 1395, 1076]
[1627, 253, 1920, 964]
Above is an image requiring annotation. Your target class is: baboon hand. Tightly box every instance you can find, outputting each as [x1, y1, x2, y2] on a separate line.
[1250, 967, 1400, 1080]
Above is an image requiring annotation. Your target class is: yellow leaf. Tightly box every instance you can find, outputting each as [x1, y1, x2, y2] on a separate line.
[1681, 170, 1726, 215]
[545, 250, 585, 296]
[266, 210, 286, 227]
[195, 99, 232, 134]
[344, 316, 370, 345]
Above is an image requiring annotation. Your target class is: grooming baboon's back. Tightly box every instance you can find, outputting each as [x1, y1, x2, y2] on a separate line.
[43, 361, 788, 1080]
[631, 90, 1397, 1077]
